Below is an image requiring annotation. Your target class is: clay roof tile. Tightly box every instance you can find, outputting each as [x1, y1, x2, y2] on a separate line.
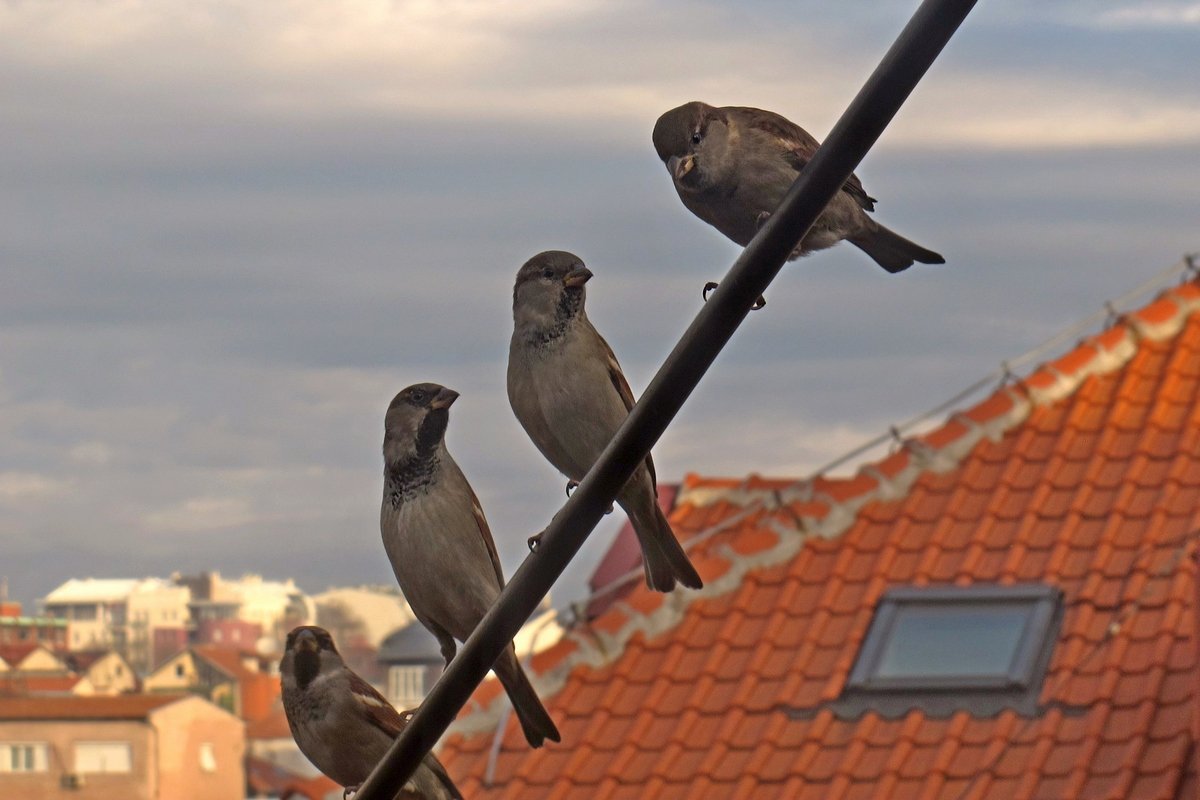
[437, 276, 1200, 799]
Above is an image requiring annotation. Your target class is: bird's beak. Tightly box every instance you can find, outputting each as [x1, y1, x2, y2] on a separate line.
[296, 630, 319, 654]
[563, 266, 593, 288]
[430, 387, 460, 410]
[668, 154, 695, 181]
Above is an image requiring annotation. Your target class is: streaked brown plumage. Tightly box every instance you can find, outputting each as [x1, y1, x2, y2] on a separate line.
[507, 251, 703, 593]
[279, 625, 461, 799]
[380, 384, 560, 748]
[653, 101, 945, 273]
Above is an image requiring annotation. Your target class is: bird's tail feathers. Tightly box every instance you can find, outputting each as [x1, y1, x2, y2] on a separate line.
[632, 502, 703, 593]
[850, 221, 945, 274]
[494, 649, 560, 748]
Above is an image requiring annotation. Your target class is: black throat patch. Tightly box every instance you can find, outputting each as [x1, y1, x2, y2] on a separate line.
[526, 287, 583, 348]
[293, 649, 319, 690]
[384, 408, 448, 507]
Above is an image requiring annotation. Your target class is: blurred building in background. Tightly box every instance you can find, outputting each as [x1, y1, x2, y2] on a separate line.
[0, 600, 68, 652]
[0, 694, 244, 798]
[41, 578, 190, 672]
[175, 571, 316, 657]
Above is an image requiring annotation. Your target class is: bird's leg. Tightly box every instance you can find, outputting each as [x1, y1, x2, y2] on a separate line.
[527, 528, 545, 552]
[702, 281, 766, 310]
[567, 480, 613, 513]
[708, 212, 769, 308]
[530, 484, 612, 552]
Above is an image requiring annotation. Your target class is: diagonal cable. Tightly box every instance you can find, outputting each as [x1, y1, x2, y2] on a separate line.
[353, 0, 982, 794]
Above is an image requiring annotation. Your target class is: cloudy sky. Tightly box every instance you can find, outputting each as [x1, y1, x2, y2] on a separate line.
[2, 0, 1197, 610]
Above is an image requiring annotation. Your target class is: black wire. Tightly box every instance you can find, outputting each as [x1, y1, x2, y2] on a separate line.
[352, 0, 982, 795]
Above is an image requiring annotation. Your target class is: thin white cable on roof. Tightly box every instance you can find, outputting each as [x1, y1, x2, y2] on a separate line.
[572, 255, 1198, 624]
[813, 254, 1197, 477]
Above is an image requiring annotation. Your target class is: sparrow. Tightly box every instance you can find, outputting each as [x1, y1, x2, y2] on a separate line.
[380, 383, 560, 748]
[279, 625, 462, 799]
[507, 251, 703, 593]
[652, 101, 945, 273]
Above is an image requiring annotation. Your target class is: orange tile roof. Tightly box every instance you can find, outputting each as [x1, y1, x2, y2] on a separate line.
[241, 671, 282, 724]
[193, 644, 260, 681]
[0, 643, 48, 667]
[0, 673, 83, 695]
[438, 279, 1200, 798]
[246, 695, 292, 740]
[0, 694, 186, 720]
[64, 649, 118, 671]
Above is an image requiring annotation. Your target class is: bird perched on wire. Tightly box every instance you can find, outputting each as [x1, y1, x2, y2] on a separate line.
[280, 625, 462, 799]
[652, 101, 945, 274]
[380, 383, 560, 749]
[507, 250, 703, 593]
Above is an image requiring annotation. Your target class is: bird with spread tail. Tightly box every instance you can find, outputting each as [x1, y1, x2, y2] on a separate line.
[280, 625, 462, 799]
[507, 250, 703, 593]
[653, 101, 945, 274]
[380, 383, 560, 748]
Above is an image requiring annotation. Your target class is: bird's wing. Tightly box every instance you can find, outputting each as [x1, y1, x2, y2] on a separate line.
[348, 670, 406, 739]
[466, 483, 507, 588]
[738, 107, 877, 212]
[595, 331, 658, 491]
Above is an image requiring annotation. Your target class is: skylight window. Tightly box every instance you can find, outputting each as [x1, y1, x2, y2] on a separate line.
[840, 584, 1062, 717]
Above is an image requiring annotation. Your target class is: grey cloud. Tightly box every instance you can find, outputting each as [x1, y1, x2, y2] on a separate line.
[2, 0, 1195, 613]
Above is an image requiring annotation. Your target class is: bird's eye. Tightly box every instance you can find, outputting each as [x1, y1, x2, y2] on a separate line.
[542, 268, 555, 279]
[411, 389, 425, 404]
[691, 129, 702, 145]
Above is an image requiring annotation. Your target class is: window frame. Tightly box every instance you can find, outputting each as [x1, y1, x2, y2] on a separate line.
[73, 740, 134, 775]
[0, 742, 49, 774]
[846, 584, 1062, 694]
[388, 665, 426, 709]
[198, 742, 217, 773]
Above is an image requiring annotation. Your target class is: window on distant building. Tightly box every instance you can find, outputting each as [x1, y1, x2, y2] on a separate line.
[199, 742, 217, 773]
[0, 743, 49, 773]
[841, 584, 1062, 716]
[388, 666, 426, 709]
[74, 742, 133, 774]
[175, 663, 186, 678]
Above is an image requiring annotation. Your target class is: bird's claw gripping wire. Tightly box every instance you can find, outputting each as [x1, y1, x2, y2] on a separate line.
[703, 281, 765, 310]
[565, 479, 615, 514]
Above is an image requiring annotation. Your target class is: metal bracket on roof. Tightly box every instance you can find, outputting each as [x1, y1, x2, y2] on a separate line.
[1103, 300, 1122, 328]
